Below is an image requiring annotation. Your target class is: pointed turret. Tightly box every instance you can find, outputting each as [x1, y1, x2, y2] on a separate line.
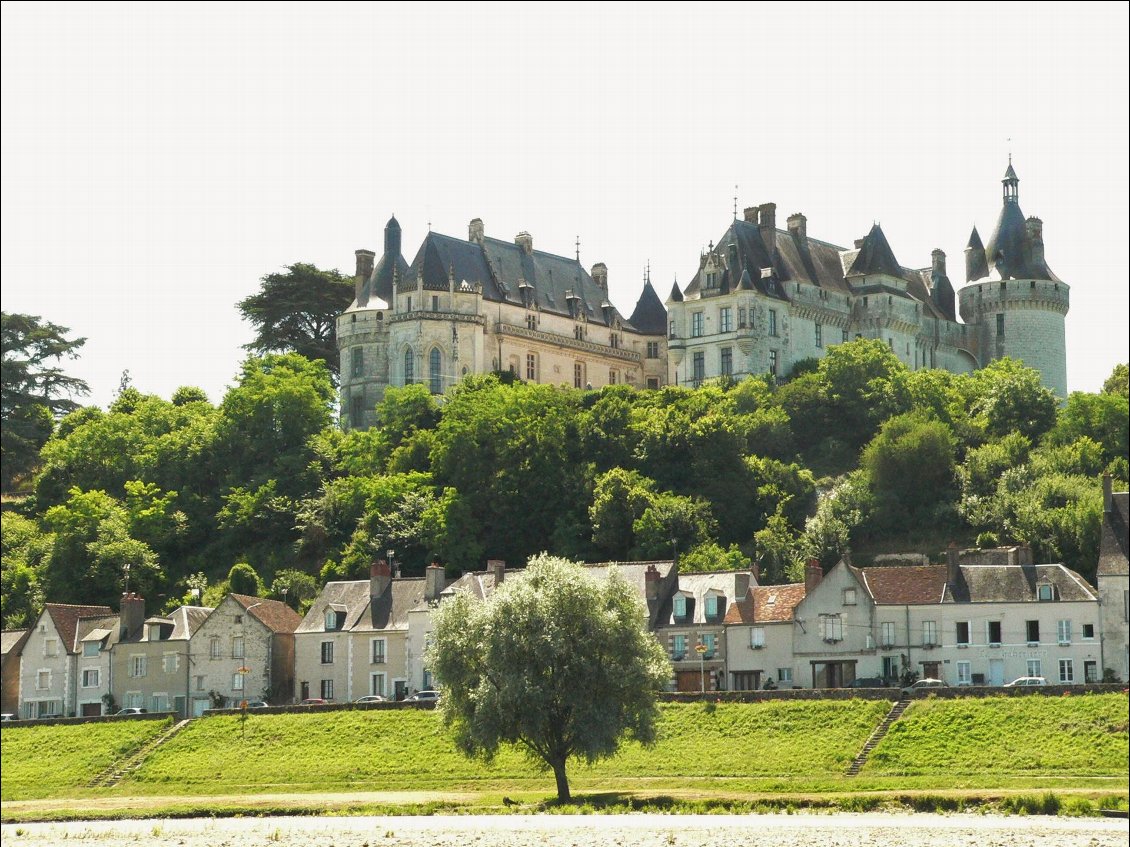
[984, 161, 1059, 281]
[846, 224, 903, 278]
[361, 214, 409, 304]
[964, 226, 989, 282]
[667, 280, 684, 303]
[628, 277, 668, 335]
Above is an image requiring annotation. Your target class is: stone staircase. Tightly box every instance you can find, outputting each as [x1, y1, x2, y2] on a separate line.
[845, 699, 910, 776]
[87, 718, 190, 788]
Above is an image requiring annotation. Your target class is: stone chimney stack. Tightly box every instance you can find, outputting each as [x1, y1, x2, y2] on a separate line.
[488, 559, 506, 585]
[1103, 471, 1113, 513]
[370, 559, 392, 600]
[751, 560, 760, 585]
[931, 248, 946, 277]
[515, 232, 533, 255]
[758, 203, 777, 263]
[803, 559, 823, 595]
[946, 543, 960, 587]
[469, 218, 484, 244]
[1019, 544, 1034, 567]
[355, 249, 375, 301]
[734, 570, 751, 600]
[645, 564, 660, 601]
[743, 206, 759, 224]
[787, 212, 807, 244]
[591, 262, 608, 291]
[120, 592, 146, 641]
[1026, 217, 1044, 265]
[425, 561, 445, 602]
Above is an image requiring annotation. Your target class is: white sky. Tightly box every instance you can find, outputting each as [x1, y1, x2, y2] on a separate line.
[2, 2, 1127, 410]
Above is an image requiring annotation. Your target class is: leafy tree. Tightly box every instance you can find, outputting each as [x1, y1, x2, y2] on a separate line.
[633, 492, 716, 560]
[237, 263, 354, 378]
[967, 358, 1057, 443]
[677, 541, 751, 573]
[861, 412, 957, 524]
[228, 562, 262, 596]
[270, 568, 318, 612]
[1048, 391, 1129, 469]
[171, 385, 210, 406]
[1, 313, 89, 491]
[427, 554, 670, 802]
[1, 513, 50, 627]
[1102, 363, 1128, 399]
[589, 468, 657, 559]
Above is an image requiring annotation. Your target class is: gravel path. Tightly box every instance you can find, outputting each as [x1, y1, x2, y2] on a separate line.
[2, 813, 1127, 847]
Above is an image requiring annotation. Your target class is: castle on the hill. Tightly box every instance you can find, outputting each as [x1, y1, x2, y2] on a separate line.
[339, 162, 1068, 429]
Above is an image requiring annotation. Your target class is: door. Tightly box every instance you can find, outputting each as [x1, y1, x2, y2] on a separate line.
[676, 670, 702, 692]
[922, 661, 941, 681]
[989, 658, 1005, 686]
[192, 698, 209, 717]
[81, 702, 101, 717]
[394, 680, 408, 700]
[300, 681, 310, 701]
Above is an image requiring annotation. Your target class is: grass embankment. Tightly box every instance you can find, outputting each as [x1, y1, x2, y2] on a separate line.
[0, 718, 171, 800]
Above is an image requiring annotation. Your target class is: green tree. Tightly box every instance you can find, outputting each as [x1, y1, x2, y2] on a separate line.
[677, 541, 751, 573]
[1102, 363, 1129, 399]
[427, 554, 670, 802]
[1, 513, 51, 627]
[967, 358, 1057, 443]
[1, 313, 89, 491]
[237, 263, 354, 378]
[588, 468, 657, 560]
[228, 562, 262, 597]
[861, 412, 957, 523]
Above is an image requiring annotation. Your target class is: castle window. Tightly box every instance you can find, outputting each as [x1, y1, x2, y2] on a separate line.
[669, 319, 676, 339]
[429, 348, 442, 393]
[768, 350, 778, 377]
[404, 348, 415, 385]
[609, 369, 618, 385]
[842, 329, 849, 343]
[647, 378, 659, 389]
[351, 347, 364, 378]
[406, 296, 412, 312]
[432, 295, 439, 312]
[646, 342, 659, 359]
[768, 310, 778, 337]
[610, 333, 620, 349]
[692, 352, 705, 387]
[719, 307, 732, 333]
[351, 395, 364, 425]
[691, 312, 703, 338]
[996, 313, 1005, 336]
[527, 314, 537, 330]
[526, 353, 537, 381]
[738, 307, 746, 328]
[815, 323, 823, 348]
[706, 271, 717, 288]
[720, 347, 732, 377]
[574, 362, 584, 389]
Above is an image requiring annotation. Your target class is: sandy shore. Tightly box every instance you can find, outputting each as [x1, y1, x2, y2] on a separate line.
[2, 813, 1127, 846]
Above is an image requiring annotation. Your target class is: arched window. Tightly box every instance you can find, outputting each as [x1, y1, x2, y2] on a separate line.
[404, 348, 414, 385]
[429, 348, 442, 394]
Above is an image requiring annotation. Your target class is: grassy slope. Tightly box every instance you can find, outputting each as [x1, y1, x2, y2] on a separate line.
[1, 718, 171, 800]
[865, 694, 1130, 776]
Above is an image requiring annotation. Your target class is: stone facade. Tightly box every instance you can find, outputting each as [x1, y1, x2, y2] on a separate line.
[19, 603, 112, 719]
[1097, 481, 1129, 682]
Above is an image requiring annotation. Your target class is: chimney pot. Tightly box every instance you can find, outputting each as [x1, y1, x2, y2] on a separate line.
[804, 558, 823, 594]
[425, 562, 445, 602]
[469, 218, 484, 243]
[946, 542, 960, 587]
[1103, 472, 1113, 513]
[370, 559, 392, 599]
[591, 262, 608, 291]
[487, 559, 506, 584]
[743, 206, 759, 223]
[515, 232, 533, 255]
[787, 213, 807, 242]
[644, 564, 660, 601]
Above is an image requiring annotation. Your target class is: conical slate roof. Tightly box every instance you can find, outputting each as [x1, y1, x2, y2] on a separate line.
[667, 280, 684, 303]
[846, 224, 903, 278]
[985, 203, 1059, 282]
[628, 278, 668, 334]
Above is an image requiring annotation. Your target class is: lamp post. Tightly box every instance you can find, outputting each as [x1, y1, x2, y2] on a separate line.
[695, 641, 708, 693]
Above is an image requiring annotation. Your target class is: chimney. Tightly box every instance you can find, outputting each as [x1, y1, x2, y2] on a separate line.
[751, 560, 761, 585]
[591, 262, 608, 291]
[645, 564, 660, 601]
[1026, 217, 1044, 265]
[1008, 546, 1019, 567]
[946, 542, 960, 587]
[1103, 472, 1113, 513]
[515, 232, 533, 255]
[355, 249, 375, 301]
[370, 559, 391, 600]
[787, 213, 807, 243]
[804, 558, 823, 595]
[727, 241, 739, 271]
[120, 592, 146, 640]
[758, 203, 777, 263]
[931, 248, 946, 277]
[1019, 544, 1034, 567]
[425, 561, 445, 602]
[487, 559, 505, 585]
[734, 570, 751, 600]
[743, 206, 759, 224]
[469, 218, 484, 244]
[854, 238, 866, 249]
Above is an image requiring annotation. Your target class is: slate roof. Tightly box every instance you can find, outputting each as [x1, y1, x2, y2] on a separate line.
[230, 594, 303, 634]
[847, 224, 904, 279]
[297, 579, 427, 634]
[964, 226, 990, 283]
[75, 615, 120, 651]
[627, 279, 668, 335]
[352, 215, 409, 307]
[656, 571, 745, 629]
[668, 280, 684, 303]
[845, 560, 1098, 605]
[1098, 492, 1129, 577]
[43, 604, 113, 654]
[983, 200, 1060, 282]
[1, 629, 30, 658]
[724, 583, 806, 625]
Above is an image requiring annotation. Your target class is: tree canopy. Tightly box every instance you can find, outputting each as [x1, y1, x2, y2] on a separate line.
[426, 554, 670, 802]
[237, 263, 354, 378]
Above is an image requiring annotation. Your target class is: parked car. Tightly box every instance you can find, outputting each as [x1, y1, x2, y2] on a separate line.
[846, 677, 885, 689]
[900, 678, 947, 696]
[116, 707, 148, 715]
[1004, 676, 1047, 687]
[299, 698, 327, 706]
[405, 690, 441, 703]
[355, 694, 387, 703]
[244, 700, 270, 708]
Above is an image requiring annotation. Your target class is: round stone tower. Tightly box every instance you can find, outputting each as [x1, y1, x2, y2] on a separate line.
[958, 162, 1069, 398]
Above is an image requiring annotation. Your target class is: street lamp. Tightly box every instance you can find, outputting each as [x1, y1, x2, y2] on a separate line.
[695, 641, 708, 693]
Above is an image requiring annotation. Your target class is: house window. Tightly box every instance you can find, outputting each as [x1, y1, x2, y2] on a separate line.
[646, 341, 659, 359]
[750, 627, 766, 648]
[1038, 583, 1054, 601]
[351, 347, 364, 378]
[955, 621, 971, 646]
[36, 670, 51, 690]
[130, 656, 147, 678]
[1058, 659, 1074, 683]
[324, 609, 338, 631]
[691, 312, 703, 338]
[195, 675, 205, 691]
[957, 661, 971, 685]
[125, 692, 143, 709]
[842, 588, 856, 606]
[608, 369, 618, 385]
[720, 347, 732, 377]
[83, 641, 99, 657]
[768, 310, 778, 336]
[1057, 620, 1071, 644]
[82, 669, 99, 688]
[778, 668, 793, 684]
[692, 352, 705, 386]
[371, 639, 386, 664]
[163, 653, 177, 674]
[1082, 623, 1095, 640]
[370, 672, 386, 696]
[320, 679, 334, 700]
[403, 348, 414, 385]
[922, 620, 937, 646]
[882, 656, 899, 680]
[1084, 661, 1098, 683]
[1026, 620, 1040, 643]
[1026, 659, 1042, 678]
[232, 672, 245, 691]
[210, 637, 221, 659]
[815, 323, 823, 348]
[673, 595, 688, 620]
[822, 615, 843, 642]
[719, 307, 733, 333]
[880, 622, 895, 648]
[152, 694, 169, 713]
[672, 633, 686, 661]
[987, 621, 1002, 645]
[321, 641, 334, 664]
[768, 349, 778, 377]
[44, 639, 58, 657]
[574, 363, 583, 389]
[701, 633, 716, 659]
[232, 636, 244, 659]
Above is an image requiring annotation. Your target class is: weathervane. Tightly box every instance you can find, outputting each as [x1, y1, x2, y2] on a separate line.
[733, 185, 738, 219]
[575, 235, 580, 263]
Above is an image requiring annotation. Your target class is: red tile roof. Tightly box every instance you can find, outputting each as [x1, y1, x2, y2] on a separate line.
[855, 565, 948, 605]
[44, 604, 113, 654]
[230, 594, 303, 633]
[724, 583, 806, 624]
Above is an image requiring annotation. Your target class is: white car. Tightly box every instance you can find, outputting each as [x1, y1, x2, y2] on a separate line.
[405, 690, 441, 703]
[900, 678, 947, 696]
[1003, 676, 1047, 687]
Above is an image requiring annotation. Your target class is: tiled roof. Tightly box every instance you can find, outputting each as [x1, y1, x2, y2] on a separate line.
[1, 629, 30, 657]
[953, 563, 1097, 603]
[297, 579, 427, 634]
[1098, 492, 1129, 577]
[855, 565, 949, 605]
[44, 604, 113, 654]
[231, 594, 303, 634]
[75, 615, 120, 650]
[724, 583, 806, 624]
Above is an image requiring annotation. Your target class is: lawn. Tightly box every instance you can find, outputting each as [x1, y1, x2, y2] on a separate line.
[0, 718, 171, 801]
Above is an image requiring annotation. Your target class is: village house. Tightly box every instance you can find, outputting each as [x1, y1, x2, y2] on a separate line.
[724, 579, 807, 691]
[73, 612, 120, 715]
[1096, 475, 1129, 682]
[1, 628, 31, 715]
[18, 602, 111, 718]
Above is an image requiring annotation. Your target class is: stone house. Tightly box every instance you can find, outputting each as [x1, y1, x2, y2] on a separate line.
[73, 613, 120, 715]
[404, 562, 492, 694]
[18, 602, 111, 718]
[189, 594, 301, 710]
[655, 569, 749, 692]
[723, 580, 807, 691]
[1096, 475, 1129, 681]
[1, 628, 31, 715]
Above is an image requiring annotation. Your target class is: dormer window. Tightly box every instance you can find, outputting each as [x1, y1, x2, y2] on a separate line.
[673, 594, 690, 622]
[1037, 583, 1055, 601]
[704, 594, 725, 622]
[324, 607, 346, 631]
[82, 641, 100, 658]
